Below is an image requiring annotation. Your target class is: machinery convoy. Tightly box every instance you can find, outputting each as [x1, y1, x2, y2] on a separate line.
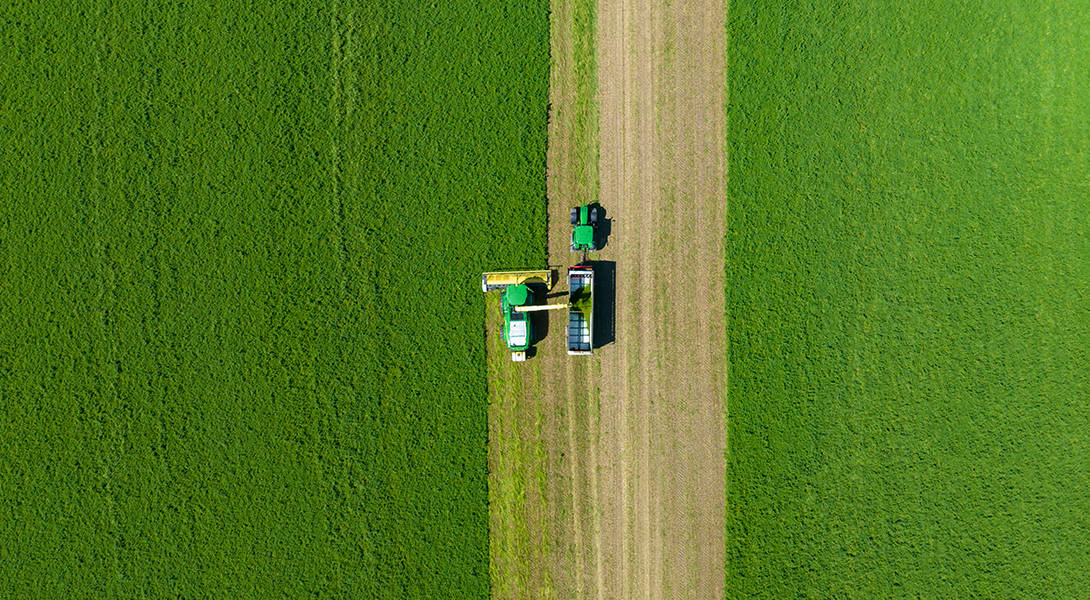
[481, 203, 600, 361]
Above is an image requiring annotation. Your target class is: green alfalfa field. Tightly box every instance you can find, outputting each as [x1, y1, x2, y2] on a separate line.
[5, 0, 1090, 598]
[728, 2, 1090, 597]
[0, 1, 545, 598]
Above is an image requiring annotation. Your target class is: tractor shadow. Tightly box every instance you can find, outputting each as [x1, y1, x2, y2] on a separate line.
[592, 203, 612, 251]
[589, 259, 615, 349]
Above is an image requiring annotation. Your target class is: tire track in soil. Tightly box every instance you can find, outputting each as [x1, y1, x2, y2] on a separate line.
[592, 0, 727, 597]
[532, 0, 602, 598]
[488, 0, 596, 596]
[490, 0, 725, 596]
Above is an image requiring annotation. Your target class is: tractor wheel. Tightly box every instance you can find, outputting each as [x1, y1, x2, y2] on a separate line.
[590, 207, 599, 225]
[570, 208, 578, 225]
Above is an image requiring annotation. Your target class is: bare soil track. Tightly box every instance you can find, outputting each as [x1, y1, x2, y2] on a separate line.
[488, 0, 726, 598]
[593, 0, 727, 597]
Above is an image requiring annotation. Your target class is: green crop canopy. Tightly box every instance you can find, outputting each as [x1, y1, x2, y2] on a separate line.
[505, 284, 530, 306]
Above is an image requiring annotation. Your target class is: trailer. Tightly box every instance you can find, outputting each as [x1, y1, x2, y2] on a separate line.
[567, 265, 593, 355]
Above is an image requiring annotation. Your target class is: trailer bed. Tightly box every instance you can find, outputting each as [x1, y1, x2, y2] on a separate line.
[567, 265, 593, 355]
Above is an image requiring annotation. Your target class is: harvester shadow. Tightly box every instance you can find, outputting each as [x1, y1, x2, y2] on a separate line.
[526, 281, 552, 347]
[589, 260, 615, 349]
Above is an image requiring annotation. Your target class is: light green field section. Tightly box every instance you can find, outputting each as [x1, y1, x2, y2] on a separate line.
[728, 2, 1090, 598]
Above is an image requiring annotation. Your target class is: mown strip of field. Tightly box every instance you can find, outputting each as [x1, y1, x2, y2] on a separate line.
[484, 0, 602, 597]
[728, 3, 1090, 597]
[0, 1, 546, 597]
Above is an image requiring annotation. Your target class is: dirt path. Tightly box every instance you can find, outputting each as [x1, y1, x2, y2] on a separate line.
[488, 1, 601, 599]
[537, 0, 601, 597]
[593, 0, 727, 597]
[488, 0, 725, 597]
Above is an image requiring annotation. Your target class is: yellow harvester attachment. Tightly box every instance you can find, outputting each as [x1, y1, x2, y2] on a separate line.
[480, 269, 554, 292]
[513, 303, 570, 313]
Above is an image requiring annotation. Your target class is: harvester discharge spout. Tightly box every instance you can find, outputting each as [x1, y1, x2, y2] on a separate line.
[513, 303, 571, 313]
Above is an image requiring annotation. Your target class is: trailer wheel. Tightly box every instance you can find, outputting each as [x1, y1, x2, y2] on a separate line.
[570, 208, 578, 225]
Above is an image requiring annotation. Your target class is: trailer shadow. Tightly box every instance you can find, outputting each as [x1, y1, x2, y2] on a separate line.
[589, 260, 615, 349]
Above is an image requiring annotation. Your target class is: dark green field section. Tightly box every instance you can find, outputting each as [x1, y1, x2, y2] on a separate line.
[728, 2, 1090, 598]
[0, 1, 545, 598]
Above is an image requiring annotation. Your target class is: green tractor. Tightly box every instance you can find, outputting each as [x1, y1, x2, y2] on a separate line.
[570, 204, 600, 253]
[500, 284, 534, 361]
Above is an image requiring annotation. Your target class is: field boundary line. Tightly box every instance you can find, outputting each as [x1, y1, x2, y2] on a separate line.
[722, 0, 730, 591]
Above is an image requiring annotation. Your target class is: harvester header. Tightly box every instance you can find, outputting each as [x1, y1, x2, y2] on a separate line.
[481, 269, 556, 362]
[480, 269, 554, 293]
